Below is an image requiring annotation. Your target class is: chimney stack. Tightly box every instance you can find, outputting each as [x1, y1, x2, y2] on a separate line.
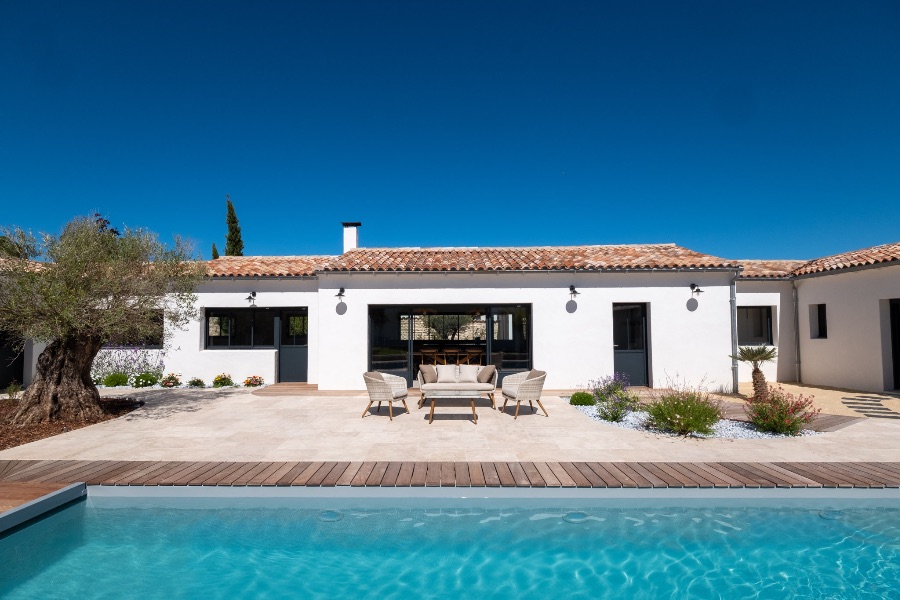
[342, 222, 361, 253]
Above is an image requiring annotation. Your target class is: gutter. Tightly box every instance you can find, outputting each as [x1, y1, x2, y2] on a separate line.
[729, 270, 739, 394]
[792, 279, 802, 383]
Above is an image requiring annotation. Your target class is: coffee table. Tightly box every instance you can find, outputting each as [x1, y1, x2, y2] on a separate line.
[424, 390, 482, 424]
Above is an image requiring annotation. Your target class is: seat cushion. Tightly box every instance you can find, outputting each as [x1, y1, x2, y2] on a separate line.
[436, 365, 458, 383]
[420, 382, 494, 392]
[391, 387, 408, 399]
[419, 364, 437, 384]
[476, 365, 496, 383]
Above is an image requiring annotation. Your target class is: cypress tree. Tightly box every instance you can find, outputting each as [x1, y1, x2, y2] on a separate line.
[224, 195, 244, 256]
[211, 243, 220, 259]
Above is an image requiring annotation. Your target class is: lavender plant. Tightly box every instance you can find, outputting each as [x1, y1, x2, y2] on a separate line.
[589, 373, 639, 422]
[91, 347, 166, 386]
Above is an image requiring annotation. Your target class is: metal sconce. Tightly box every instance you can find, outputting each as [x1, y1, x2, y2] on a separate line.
[245, 291, 257, 306]
[689, 283, 704, 296]
[335, 287, 345, 300]
[569, 285, 580, 300]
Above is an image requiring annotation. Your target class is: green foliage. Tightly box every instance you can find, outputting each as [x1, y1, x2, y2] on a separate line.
[224, 196, 244, 256]
[6, 379, 22, 400]
[746, 384, 820, 435]
[102, 372, 129, 387]
[646, 389, 722, 436]
[187, 377, 206, 388]
[160, 373, 181, 388]
[597, 391, 640, 422]
[212, 373, 234, 387]
[211, 243, 220, 259]
[133, 372, 160, 388]
[568, 392, 594, 406]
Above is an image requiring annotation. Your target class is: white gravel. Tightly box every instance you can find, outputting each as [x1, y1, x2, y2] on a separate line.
[572, 405, 818, 439]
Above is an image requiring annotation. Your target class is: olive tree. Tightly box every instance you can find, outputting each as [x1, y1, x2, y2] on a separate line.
[0, 216, 206, 425]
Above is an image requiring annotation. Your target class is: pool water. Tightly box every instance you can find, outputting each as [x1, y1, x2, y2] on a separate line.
[1, 498, 898, 599]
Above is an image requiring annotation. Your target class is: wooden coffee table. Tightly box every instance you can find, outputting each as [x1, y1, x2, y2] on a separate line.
[424, 391, 480, 425]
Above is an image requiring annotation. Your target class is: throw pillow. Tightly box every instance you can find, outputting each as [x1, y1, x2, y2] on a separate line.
[436, 365, 458, 383]
[476, 365, 496, 383]
[458, 365, 479, 383]
[526, 369, 546, 380]
[419, 364, 438, 383]
[365, 371, 384, 381]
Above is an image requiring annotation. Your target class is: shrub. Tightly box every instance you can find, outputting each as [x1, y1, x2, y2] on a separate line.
[6, 379, 22, 400]
[646, 389, 721, 436]
[243, 375, 265, 387]
[91, 347, 165, 386]
[569, 392, 595, 406]
[187, 377, 206, 388]
[160, 373, 181, 388]
[133, 372, 160, 388]
[102, 372, 129, 387]
[212, 373, 234, 388]
[746, 384, 820, 435]
[597, 390, 639, 422]
[590, 373, 630, 400]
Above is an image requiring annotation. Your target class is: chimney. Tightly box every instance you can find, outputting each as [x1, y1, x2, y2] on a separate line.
[342, 222, 361, 253]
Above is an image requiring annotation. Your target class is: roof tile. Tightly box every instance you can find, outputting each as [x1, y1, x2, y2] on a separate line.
[792, 241, 900, 276]
[207, 256, 335, 277]
[738, 260, 807, 279]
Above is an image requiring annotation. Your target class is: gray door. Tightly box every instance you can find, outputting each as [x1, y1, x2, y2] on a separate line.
[613, 303, 648, 386]
[278, 310, 308, 382]
[891, 299, 900, 390]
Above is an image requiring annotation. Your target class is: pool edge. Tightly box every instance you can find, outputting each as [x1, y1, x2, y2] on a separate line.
[0, 483, 86, 535]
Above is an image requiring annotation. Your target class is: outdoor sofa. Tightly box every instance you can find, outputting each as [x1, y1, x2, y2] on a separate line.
[416, 364, 498, 409]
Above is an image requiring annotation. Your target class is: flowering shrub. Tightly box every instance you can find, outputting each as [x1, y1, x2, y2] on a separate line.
[133, 372, 160, 388]
[646, 388, 721, 436]
[243, 375, 265, 387]
[212, 373, 234, 388]
[568, 392, 595, 406]
[746, 384, 820, 435]
[589, 373, 638, 422]
[160, 373, 181, 388]
[102, 372, 129, 387]
[91, 348, 165, 385]
[187, 377, 206, 388]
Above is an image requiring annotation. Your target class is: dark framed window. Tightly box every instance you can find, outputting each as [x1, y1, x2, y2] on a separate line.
[737, 306, 773, 345]
[206, 308, 275, 348]
[810, 304, 827, 339]
[282, 310, 309, 346]
[105, 310, 164, 349]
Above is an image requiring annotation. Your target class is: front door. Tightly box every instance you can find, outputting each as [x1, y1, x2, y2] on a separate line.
[613, 303, 648, 386]
[278, 309, 308, 382]
[891, 299, 900, 390]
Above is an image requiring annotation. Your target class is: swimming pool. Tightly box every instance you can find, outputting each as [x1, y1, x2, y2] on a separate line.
[1, 489, 898, 599]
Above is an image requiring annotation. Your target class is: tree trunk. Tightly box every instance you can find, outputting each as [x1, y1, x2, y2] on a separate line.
[10, 336, 105, 425]
[751, 367, 768, 401]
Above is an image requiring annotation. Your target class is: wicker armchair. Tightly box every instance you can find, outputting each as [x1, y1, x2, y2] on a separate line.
[362, 372, 410, 421]
[500, 370, 548, 419]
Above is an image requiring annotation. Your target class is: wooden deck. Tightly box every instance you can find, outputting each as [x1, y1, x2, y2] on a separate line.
[2, 460, 900, 489]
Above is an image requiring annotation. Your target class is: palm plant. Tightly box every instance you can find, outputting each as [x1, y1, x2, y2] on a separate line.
[731, 346, 778, 400]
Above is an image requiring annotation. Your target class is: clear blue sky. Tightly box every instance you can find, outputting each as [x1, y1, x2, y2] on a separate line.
[1, 1, 898, 260]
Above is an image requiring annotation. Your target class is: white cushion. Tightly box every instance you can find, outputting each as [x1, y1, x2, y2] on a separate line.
[421, 382, 494, 392]
[458, 365, 479, 383]
[436, 365, 458, 383]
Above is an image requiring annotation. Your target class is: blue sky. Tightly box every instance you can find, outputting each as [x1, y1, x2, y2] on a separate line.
[1, 1, 898, 260]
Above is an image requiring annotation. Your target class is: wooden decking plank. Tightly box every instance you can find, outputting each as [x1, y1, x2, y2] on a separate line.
[455, 462, 471, 487]
[260, 462, 301, 486]
[333, 462, 362, 486]
[750, 463, 821, 488]
[425, 462, 442, 487]
[31, 460, 93, 483]
[247, 462, 291, 486]
[467, 463, 486, 487]
[5, 460, 73, 482]
[521, 462, 546, 487]
[648, 463, 700, 488]
[546, 462, 577, 487]
[494, 462, 517, 486]
[506, 463, 531, 487]
[217, 462, 262, 486]
[146, 462, 203, 485]
[618, 462, 665, 488]
[365, 462, 390, 486]
[558, 462, 593, 487]
[593, 463, 639, 488]
[350, 462, 377, 486]
[395, 462, 415, 487]
[321, 462, 352, 487]
[306, 462, 339, 486]
[291, 461, 327, 485]
[533, 462, 561, 487]
[380, 462, 403, 487]
[576, 463, 614, 487]
[157, 462, 208, 486]
[197, 462, 244, 485]
[172, 462, 224, 485]
[410, 462, 428, 487]
[717, 463, 776, 487]
[816, 463, 882, 487]
[228, 462, 274, 486]
[0, 460, 38, 479]
[39, 460, 110, 483]
[273, 462, 312, 486]
[668, 463, 718, 487]
[105, 461, 168, 485]
[88, 461, 146, 485]
[707, 463, 763, 488]
[678, 463, 732, 488]
[776, 463, 852, 488]
[441, 462, 456, 487]
[481, 462, 501, 487]
[845, 463, 900, 487]
[872, 462, 900, 478]
[636, 462, 682, 487]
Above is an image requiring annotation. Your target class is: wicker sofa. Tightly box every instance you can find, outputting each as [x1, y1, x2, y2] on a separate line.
[416, 364, 499, 409]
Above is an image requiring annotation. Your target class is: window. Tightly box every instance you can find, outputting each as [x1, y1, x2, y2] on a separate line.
[281, 311, 308, 346]
[105, 310, 164, 348]
[206, 308, 275, 348]
[809, 304, 827, 339]
[737, 307, 773, 345]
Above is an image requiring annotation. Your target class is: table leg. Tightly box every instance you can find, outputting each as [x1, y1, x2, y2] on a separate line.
[471, 398, 477, 424]
[429, 399, 435, 424]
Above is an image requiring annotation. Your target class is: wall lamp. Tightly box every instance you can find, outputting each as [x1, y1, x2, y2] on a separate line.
[335, 287, 345, 300]
[245, 291, 257, 306]
[689, 283, 704, 295]
[569, 285, 580, 300]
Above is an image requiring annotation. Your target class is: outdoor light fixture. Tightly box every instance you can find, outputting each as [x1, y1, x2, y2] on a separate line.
[689, 283, 704, 295]
[335, 287, 345, 299]
[246, 291, 257, 306]
[569, 285, 580, 300]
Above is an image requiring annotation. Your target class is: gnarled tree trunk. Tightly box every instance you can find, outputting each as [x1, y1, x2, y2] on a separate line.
[11, 335, 105, 425]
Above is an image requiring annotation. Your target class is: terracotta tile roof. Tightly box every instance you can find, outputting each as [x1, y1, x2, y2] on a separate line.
[792, 241, 900, 276]
[207, 255, 335, 277]
[323, 244, 739, 272]
[738, 260, 807, 279]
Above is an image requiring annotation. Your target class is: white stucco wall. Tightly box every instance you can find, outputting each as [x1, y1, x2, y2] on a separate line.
[735, 280, 796, 384]
[164, 278, 319, 385]
[315, 271, 736, 391]
[796, 265, 900, 392]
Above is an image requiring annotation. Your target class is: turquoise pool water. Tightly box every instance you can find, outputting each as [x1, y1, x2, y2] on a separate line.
[1, 496, 898, 599]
